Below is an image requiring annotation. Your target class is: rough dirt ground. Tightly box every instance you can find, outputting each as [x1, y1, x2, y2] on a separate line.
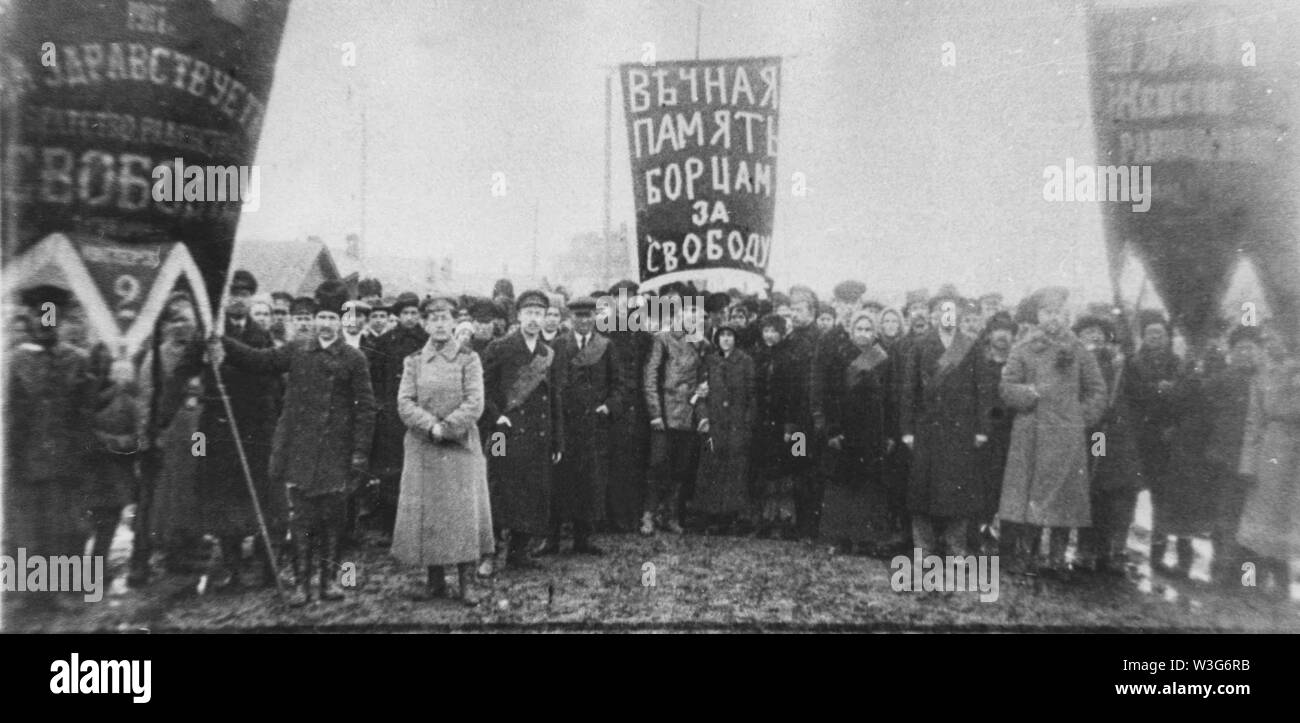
[5, 493, 1298, 632]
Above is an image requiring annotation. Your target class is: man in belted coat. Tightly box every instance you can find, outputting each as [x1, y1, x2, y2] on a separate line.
[213, 280, 376, 606]
[536, 296, 624, 555]
[482, 290, 565, 569]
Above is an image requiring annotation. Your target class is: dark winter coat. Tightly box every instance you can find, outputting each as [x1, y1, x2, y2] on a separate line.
[370, 323, 429, 477]
[482, 332, 565, 535]
[605, 328, 653, 528]
[555, 331, 624, 523]
[222, 335, 376, 498]
[899, 330, 988, 518]
[695, 348, 755, 515]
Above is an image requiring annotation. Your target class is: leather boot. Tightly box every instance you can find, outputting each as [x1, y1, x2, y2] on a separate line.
[456, 563, 480, 607]
[572, 521, 603, 555]
[533, 525, 562, 556]
[1174, 537, 1194, 579]
[319, 532, 346, 601]
[505, 532, 540, 570]
[288, 544, 312, 607]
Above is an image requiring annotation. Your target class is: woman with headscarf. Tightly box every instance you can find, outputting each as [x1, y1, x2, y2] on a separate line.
[877, 307, 904, 352]
[393, 295, 494, 604]
[819, 311, 897, 555]
[129, 290, 207, 585]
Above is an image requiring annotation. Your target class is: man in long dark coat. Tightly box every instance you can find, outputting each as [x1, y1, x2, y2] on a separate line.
[537, 296, 623, 555]
[214, 280, 376, 606]
[368, 291, 428, 543]
[899, 293, 989, 556]
[783, 286, 823, 539]
[482, 290, 565, 569]
[195, 269, 281, 589]
[602, 281, 654, 531]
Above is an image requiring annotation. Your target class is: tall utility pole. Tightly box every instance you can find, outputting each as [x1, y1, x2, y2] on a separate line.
[530, 200, 540, 283]
[603, 70, 613, 286]
[695, 3, 702, 60]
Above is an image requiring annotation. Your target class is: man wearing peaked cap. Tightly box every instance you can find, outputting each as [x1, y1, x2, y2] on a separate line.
[341, 299, 372, 350]
[481, 286, 564, 568]
[536, 295, 624, 555]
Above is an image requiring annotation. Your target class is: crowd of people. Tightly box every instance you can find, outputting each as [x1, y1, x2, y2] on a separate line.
[4, 270, 1299, 615]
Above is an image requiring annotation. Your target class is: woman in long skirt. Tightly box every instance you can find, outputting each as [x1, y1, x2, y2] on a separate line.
[393, 295, 494, 605]
[819, 311, 896, 554]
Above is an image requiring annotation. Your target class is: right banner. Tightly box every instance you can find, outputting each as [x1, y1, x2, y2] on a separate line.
[1086, 0, 1300, 345]
[620, 57, 780, 289]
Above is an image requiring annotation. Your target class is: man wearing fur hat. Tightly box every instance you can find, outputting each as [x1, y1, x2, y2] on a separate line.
[898, 289, 991, 556]
[997, 287, 1107, 576]
[210, 280, 376, 605]
[481, 290, 565, 568]
[4, 284, 98, 613]
[195, 269, 280, 590]
[369, 291, 429, 544]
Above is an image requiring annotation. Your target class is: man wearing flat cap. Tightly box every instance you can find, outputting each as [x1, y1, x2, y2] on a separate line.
[536, 296, 625, 555]
[603, 280, 655, 531]
[210, 279, 376, 605]
[481, 290, 565, 569]
[290, 296, 317, 342]
[5, 285, 98, 613]
[368, 291, 429, 544]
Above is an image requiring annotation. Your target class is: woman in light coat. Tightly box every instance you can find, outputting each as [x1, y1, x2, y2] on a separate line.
[393, 295, 494, 605]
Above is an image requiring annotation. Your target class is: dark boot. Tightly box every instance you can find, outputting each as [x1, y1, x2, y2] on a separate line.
[287, 544, 312, 607]
[319, 532, 346, 601]
[572, 521, 603, 555]
[506, 532, 540, 569]
[456, 563, 480, 607]
[1174, 537, 1195, 579]
[1150, 535, 1175, 576]
[533, 525, 562, 556]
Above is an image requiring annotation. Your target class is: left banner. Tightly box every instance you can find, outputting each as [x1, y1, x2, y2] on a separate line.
[1, 0, 292, 348]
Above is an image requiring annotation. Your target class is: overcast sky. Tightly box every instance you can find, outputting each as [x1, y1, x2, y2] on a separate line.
[234, 0, 1282, 307]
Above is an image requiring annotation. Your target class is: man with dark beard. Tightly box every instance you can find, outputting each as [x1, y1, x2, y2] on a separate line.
[368, 292, 429, 545]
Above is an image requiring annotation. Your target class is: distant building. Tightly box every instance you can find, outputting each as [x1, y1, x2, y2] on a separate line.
[231, 237, 341, 297]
